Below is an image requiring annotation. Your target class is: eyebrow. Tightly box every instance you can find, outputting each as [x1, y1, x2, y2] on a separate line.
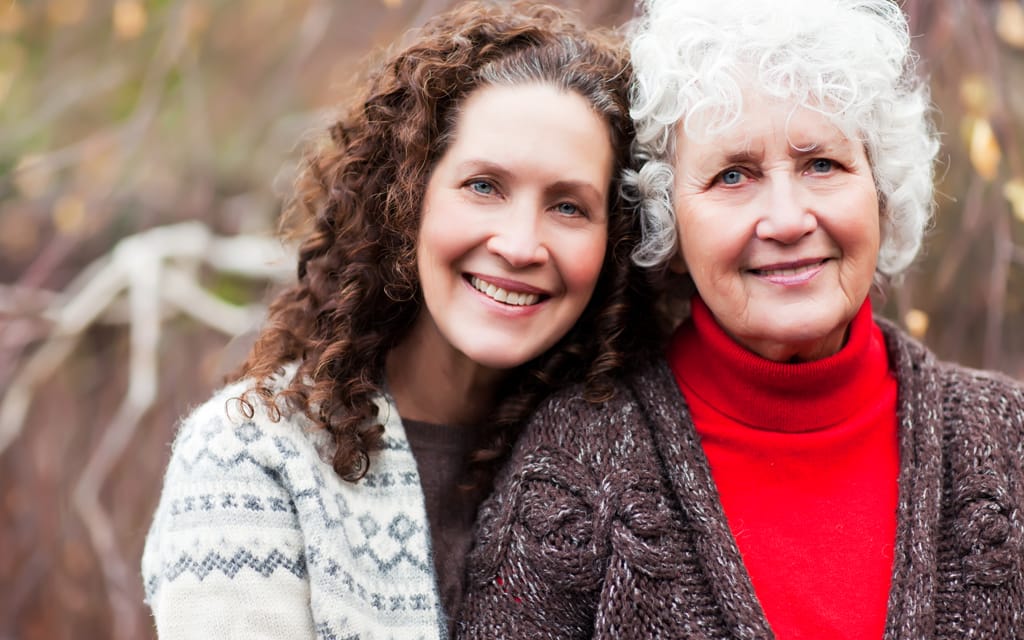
[454, 159, 507, 175]
[788, 141, 851, 159]
[545, 179, 606, 202]
[721, 150, 762, 165]
[708, 139, 849, 166]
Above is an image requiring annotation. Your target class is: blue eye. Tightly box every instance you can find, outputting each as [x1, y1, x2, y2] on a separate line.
[555, 202, 581, 216]
[469, 180, 494, 195]
[720, 169, 743, 185]
[811, 158, 834, 173]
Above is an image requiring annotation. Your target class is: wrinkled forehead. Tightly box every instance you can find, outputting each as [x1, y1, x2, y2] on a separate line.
[677, 83, 862, 148]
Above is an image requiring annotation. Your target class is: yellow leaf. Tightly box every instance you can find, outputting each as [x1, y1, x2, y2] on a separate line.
[0, 71, 13, 104]
[0, 39, 25, 73]
[969, 118, 1001, 181]
[0, 1, 26, 34]
[47, 0, 89, 26]
[997, 0, 1024, 49]
[53, 195, 87, 235]
[113, 0, 147, 40]
[75, 140, 122, 193]
[13, 155, 52, 199]
[381, 0, 403, 7]
[959, 75, 991, 116]
[904, 309, 929, 339]
[0, 40, 25, 104]
[1004, 178, 1024, 223]
[182, 1, 211, 43]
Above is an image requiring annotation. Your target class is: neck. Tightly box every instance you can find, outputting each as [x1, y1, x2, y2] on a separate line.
[385, 333, 504, 427]
[667, 295, 887, 431]
[740, 329, 850, 363]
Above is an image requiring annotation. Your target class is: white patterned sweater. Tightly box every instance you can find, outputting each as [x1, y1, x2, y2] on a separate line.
[141, 372, 446, 639]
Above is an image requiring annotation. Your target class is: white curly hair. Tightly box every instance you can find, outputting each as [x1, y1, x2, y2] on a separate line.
[624, 0, 940, 279]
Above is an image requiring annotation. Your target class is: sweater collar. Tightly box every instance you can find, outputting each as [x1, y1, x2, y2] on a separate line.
[667, 295, 890, 432]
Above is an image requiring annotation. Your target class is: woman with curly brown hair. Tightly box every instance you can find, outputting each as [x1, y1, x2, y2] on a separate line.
[140, 1, 652, 638]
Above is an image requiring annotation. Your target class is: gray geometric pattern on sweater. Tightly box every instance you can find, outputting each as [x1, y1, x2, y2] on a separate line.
[142, 372, 446, 639]
[158, 547, 307, 584]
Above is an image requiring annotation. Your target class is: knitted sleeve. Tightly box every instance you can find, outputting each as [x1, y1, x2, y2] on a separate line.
[457, 386, 645, 639]
[140, 384, 316, 639]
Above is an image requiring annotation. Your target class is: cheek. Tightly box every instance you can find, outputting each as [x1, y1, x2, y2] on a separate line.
[561, 232, 608, 293]
[837, 203, 881, 259]
[679, 220, 740, 280]
[843, 184, 881, 247]
[417, 211, 466, 266]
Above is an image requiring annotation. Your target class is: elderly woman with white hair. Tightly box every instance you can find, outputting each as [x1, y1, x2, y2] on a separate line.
[457, 1, 1024, 638]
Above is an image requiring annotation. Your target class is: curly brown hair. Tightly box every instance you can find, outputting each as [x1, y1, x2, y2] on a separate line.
[232, 0, 660, 484]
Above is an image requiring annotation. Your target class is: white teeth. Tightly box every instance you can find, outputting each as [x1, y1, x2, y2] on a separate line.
[758, 261, 824, 276]
[470, 276, 540, 306]
[762, 266, 803, 276]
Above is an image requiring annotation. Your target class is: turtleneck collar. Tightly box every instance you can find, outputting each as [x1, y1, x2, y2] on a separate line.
[667, 295, 890, 432]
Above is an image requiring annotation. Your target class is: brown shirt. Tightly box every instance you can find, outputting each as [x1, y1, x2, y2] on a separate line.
[403, 417, 484, 638]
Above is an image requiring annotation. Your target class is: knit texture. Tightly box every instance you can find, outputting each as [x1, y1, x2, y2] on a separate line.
[142, 368, 446, 639]
[457, 319, 1024, 639]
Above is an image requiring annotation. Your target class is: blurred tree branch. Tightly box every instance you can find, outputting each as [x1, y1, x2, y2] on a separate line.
[1, 222, 291, 640]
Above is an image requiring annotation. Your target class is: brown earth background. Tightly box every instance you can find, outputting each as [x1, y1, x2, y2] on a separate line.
[1, 1, 1023, 638]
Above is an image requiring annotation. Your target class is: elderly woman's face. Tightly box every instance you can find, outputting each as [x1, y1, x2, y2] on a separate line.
[672, 96, 880, 362]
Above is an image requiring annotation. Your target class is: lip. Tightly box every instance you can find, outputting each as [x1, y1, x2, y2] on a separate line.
[465, 273, 550, 296]
[463, 273, 552, 312]
[747, 258, 830, 286]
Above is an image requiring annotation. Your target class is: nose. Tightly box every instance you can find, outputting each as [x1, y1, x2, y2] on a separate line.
[755, 175, 817, 243]
[485, 207, 550, 268]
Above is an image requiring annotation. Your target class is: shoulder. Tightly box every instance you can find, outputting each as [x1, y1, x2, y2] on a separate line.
[879, 317, 1023, 402]
[933, 360, 1024, 445]
[515, 355, 669, 458]
[145, 367, 329, 532]
[878, 318, 1024, 441]
[156, 368, 416, 529]
[140, 373, 318, 620]
[878, 322, 1024, 593]
[470, 355, 667, 558]
[464, 356, 683, 625]
[167, 366, 332, 476]
[143, 373, 438, 635]
[143, 368, 337, 586]
[936, 359, 1024, 401]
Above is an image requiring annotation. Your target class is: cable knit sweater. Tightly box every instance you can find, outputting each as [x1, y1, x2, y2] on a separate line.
[141, 370, 446, 639]
[457, 318, 1024, 639]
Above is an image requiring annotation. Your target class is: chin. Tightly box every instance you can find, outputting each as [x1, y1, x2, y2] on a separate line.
[464, 345, 542, 371]
[768, 310, 841, 336]
[769, 327, 848, 360]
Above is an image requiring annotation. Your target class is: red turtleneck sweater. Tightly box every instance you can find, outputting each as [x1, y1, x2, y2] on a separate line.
[667, 296, 899, 640]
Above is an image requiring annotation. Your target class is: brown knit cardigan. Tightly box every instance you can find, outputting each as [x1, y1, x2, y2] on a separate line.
[456, 319, 1024, 639]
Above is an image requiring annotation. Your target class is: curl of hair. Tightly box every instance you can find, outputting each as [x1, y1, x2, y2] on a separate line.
[231, 0, 660, 486]
[627, 0, 941, 278]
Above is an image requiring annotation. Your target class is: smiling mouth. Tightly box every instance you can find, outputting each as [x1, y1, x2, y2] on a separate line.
[469, 276, 544, 306]
[749, 259, 829, 276]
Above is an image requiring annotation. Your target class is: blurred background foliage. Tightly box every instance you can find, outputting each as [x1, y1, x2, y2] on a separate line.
[0, 0, 1021, 638]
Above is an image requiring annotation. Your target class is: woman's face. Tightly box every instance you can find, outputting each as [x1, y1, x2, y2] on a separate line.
[672, 95, 880, 362]
[412, 82, 613, 371]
